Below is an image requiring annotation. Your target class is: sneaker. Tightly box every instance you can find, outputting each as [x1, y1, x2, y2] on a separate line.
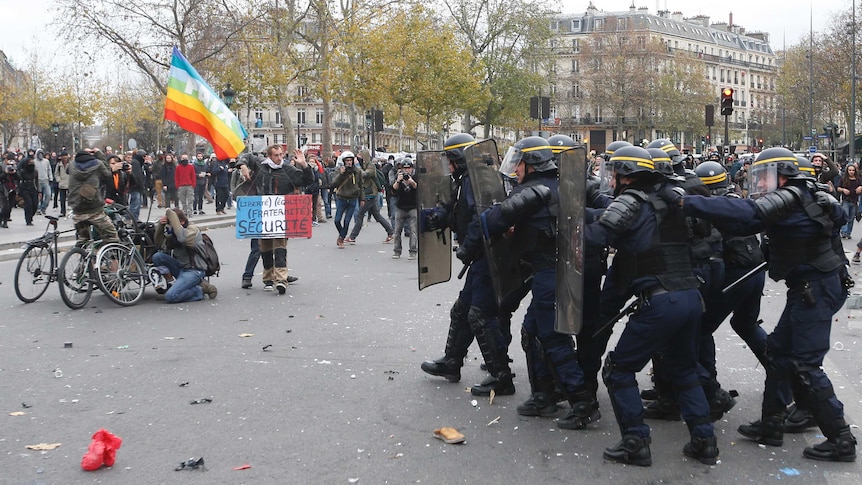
[337, 237, 344, 249]
[198, 211, 206, 215]
[392, 253, 401, 259]
[408, 253, 417, 260]
[200, 280, 218, 299]
[854, 253, 861, 263]
[276, 281, 287, 295]
[287, 275, 299, 284]
[241, 278, 252, 289]
[383, 234, 393, 243]
[263, 281, 274, 291]
[312, 221, 319, 226]
[344, 237, 356, 244]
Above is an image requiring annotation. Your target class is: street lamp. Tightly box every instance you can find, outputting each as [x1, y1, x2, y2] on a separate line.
[222, 83, 236, 109]
[51, 123, 59, 152]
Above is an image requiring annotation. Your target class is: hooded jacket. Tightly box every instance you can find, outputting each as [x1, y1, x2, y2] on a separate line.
[69, 151, 111, 214]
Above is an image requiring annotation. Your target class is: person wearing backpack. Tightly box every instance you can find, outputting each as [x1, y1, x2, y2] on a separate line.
[344, 157, 394, 244]
[152, 208, 218, 303]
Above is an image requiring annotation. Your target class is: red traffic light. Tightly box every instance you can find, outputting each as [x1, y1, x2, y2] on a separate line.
[720, 88, 734, 115]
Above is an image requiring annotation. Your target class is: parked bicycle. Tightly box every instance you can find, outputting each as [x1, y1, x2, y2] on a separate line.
[13, 215, 76, 303]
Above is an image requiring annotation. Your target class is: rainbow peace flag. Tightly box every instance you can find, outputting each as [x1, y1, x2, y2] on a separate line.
[164, 46, 247, 159]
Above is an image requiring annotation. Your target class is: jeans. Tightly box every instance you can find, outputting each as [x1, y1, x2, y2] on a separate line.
[393, 207, 417, 255]
[321, 189, 332, 217]
[242, 238, 261, 281]
[128, 191, 142, 221]
[348, 197, 393, 239]
[841, 200, 858, 236]
[194, 184, 207, 212]
[178, 185, 193, 212]
[57, 189, 68, 216]
[152, 251, 204, 303]
[38, 180, 52, 212]
[334, 197, 358, 238]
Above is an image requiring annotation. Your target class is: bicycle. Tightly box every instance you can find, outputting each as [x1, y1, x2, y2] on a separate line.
[57, 237, 104, 310]
[13, 215, 76, 303]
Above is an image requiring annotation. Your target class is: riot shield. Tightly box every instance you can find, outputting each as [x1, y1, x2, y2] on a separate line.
[416, 150, 453, 291]
[555, 146, 588, 334]
[465, 139, 523, 307]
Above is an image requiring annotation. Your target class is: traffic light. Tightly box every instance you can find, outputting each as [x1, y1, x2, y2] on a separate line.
[758, 137, 763, 147]
[701, 136, 706, 146]
[720, 88, 734, 116]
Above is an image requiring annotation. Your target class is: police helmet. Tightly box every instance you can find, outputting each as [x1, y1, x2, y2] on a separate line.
[609, 145, 654, 177]
[499, 136, 556, 178]
[748, 147, 799, 198]
[547, 134, 578, 154]
[794, 155, 816, 180]
[443, 133, 476, 172]
[602, 140, 632, 161]
[694, 161, 729, 189]
[646, 148, 674, 177]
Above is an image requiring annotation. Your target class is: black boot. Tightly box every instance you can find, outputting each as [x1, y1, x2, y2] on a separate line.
[783, 403, 816, 433]
[470, 371, 515, 396]
[643, 396, 681, 421]
[803, 423, 857, 462]
[517, 381, 559, 416]
[603, 435, 652, 467]
[420, 357, 461, 383]
[557, 390, 601, 430]
[683, 436, 720, 465]
[738, 415, 783, 446]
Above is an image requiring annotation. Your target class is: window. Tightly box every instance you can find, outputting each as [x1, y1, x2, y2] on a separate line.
[297, 109, 306, 125]
[618, 18, 626, 30]
[297, 85, 308, 97]
[571, 59, 579, 73]
[573, 83, 581, 98]
[254, 110, 263, 121]
[550, 84, 556, 96]
[572, 38, 580, 52]
[316, 109, 324, 124]
[274, 111, 281, 124]
[571, 19, 582, 31]
[595, 18, 603, 31]
[550, 20, 559, 31]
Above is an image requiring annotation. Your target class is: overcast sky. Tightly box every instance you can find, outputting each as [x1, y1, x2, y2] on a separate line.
[0, 0, 848, 70]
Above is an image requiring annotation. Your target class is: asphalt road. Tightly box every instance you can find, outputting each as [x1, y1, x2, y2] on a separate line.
[1, 218, 861, 484]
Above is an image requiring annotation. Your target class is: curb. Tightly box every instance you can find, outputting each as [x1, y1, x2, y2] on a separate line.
[0, 218, 236, 263]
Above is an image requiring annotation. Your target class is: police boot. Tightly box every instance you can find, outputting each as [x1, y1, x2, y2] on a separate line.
[737, 415, 784, 447]
[709, 388, 738, 422]
[420, 357, 461, 383]
[557, 390, 601, 430]
[783, 403, 816, 433]
[683, 436, 720, 465]
[603, 435, 652, 467]
[803, 420, 857, 462]
[470, 371, 515, 396]
[643, 396, 681, 421]
[517, 381, 559, 417]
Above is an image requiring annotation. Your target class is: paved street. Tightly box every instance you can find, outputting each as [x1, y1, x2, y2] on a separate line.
[1, 214, 862, 484]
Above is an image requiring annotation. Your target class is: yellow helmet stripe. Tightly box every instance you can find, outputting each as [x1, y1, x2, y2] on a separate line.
[753, 156, 798, 167]
[661, 145, 677, 153]
[800, 166, 816, 175]
[521, 145, 554, 153]
[611, 156, 655, 169]
[651, 155, 672, 163]
[700, 173, 727, 185]
[444, 141, 476, 151]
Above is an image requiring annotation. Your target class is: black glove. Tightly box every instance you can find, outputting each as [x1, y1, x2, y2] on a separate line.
[658, 185, 685, 206]
[814, 191, 838, 209]
[586, 178, 601, 207]
[455, 245, 473, 265]
[424, 211, 441, 232]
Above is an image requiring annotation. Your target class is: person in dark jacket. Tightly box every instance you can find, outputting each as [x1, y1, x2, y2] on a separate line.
[160, 153, 178, 209]
[16, 150, 39, 225]
[68, 149, 119, 246]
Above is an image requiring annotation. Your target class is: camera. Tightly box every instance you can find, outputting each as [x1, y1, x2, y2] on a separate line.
[229, 160, 237, 169]
[122, 162, 131, 170]
[345, 166, 355, 173]
[4, 164, 16, 174]
[402, 173, 411, 181]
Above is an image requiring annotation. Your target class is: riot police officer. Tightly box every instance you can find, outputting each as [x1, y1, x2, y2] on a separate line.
[420, 133, 514, 397]
[585, 145, 718, 466]
[670, 147, 856, 462]
[459, 136, 597, 430]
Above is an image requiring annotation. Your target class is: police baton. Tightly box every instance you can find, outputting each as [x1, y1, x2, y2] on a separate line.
[721, 261, 767, 294]
[457, 262, 470, 279]
[591, 299, 639, 339]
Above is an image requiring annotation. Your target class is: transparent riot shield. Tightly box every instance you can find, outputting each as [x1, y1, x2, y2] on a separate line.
[416, 150, 453, 291]
[555, 146, 587, 335]
[465, 139, 523, 307]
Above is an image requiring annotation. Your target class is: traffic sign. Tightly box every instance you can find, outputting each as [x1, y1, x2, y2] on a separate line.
[809, 146, 817, 153]
[803, 136, 813, 140]
[817, 134, 829, 139]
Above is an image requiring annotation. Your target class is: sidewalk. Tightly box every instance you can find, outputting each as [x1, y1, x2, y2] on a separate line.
[0, 203, 236, 262]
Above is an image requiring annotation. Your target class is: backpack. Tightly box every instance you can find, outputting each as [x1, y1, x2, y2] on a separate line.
[198, 233, 221, 277]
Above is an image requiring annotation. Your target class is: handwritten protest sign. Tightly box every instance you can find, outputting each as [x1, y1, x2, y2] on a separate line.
[235, 195, 313, 239]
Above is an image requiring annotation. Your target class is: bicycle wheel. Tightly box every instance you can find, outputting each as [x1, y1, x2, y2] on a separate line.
[14, 244, 54, 303]
[96, 243, 146, 306]
[57, 247, 93, 310]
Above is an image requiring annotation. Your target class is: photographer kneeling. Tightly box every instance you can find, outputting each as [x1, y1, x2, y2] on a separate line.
[153, 208, 217, 303]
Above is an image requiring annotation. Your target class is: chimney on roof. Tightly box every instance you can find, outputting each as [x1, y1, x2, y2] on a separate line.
[729, 12, 733, 29]
[672, 11, 683, 22]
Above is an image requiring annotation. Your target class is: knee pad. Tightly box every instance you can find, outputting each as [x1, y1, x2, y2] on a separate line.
[791, 361, 836, 403]
[602, 353, 637, 392]
[467, 306, 486, 336]
[451, 298, 468, 324]
[521, 327, 533, 353]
